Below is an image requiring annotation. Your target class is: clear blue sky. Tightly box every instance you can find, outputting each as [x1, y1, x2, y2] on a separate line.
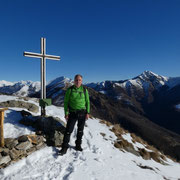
[0, 0, 180, 83]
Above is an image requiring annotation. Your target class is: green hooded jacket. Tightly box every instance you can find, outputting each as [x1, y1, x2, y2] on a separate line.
[64, 85, 90, 115]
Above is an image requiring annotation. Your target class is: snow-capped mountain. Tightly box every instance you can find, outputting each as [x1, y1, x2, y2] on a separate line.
[86, 71, 180, 135]
[0, 71, 180, 161]
[86, 71, 180, 102]
[0, 80, 40, 97]
[1, 71, 179, 100]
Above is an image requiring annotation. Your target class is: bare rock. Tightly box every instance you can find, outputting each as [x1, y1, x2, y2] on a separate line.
[26, 147, 37, 155]
[18, 135, 29, 142]
[5, 138, 18, 149]
[1, 148, 10, 156]
[0, 100, 39, 113]
[36, 142, 46, 150]
[9, 148, 25, 160]
[54, 130, 64, 147]
[0, 147, 4, 153]
[16, 141, 33, 151]
[0, 156, 11, 165]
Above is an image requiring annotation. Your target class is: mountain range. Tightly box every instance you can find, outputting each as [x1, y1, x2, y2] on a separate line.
[0, 71, 180, 160]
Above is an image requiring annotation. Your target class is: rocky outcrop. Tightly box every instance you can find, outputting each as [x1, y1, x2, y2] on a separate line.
[0, 100, 39, 113]
[0, 134, 46, 168]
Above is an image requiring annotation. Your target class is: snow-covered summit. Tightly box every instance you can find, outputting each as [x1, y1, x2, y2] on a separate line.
[127, 70, 169, 90]
[47, 76, 73, 88]
[137, 71, 168, 85]
[124, 70, 180, 90]
[139, 71, 167, 80]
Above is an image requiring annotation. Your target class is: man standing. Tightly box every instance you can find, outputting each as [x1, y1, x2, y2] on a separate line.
[59, 74, 90, 155]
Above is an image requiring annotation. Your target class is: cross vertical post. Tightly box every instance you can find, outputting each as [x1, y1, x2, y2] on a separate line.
[41, 38, 46, 116]
[24, 37, 60, 116]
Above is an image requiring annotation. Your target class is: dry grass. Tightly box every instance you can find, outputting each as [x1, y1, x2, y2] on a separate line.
[114, 139, 134, 149]
[130, 133, 148, 145]
[138, 148, 151, 160]
[145, 144, 158, 153]
[100, 120, 169, 164]
[138, 147, 166, 163]
[100, 120, 112, 127]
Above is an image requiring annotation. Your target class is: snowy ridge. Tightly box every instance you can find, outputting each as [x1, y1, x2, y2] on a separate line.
[119, 71, 169, 91]
[0, 80, 14, 87]
[0, 95, 179, 180]
[47, 76, 73, 88]
[87, 71, 180, 92]
[0, 71, 180, 98]
[0, 80, 40, 96]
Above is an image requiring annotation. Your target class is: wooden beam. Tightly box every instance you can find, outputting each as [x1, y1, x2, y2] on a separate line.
[0, 108, 8, 147]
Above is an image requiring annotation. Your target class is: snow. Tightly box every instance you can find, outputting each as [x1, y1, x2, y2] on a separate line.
[15, 85, 29, 96]
[0, 95, 18, 102]
[99, 90, 106, 94]
[0, 95, 180, 180]
[0, 80, 14, 87]
[4, 109, 35, 138]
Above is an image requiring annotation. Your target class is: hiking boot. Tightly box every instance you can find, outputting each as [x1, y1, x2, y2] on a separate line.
[58, 147, 68, 155]
[75, 145, 83, 151]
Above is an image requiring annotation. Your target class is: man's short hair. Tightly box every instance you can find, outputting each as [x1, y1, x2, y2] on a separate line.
[74, 74, 83, 80]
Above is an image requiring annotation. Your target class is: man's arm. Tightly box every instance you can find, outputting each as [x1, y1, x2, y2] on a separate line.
[85, 89, 90, 114]
[64, 88, 71, 117]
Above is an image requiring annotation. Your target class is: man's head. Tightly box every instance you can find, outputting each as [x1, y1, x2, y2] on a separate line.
[74, 74, 83, 88]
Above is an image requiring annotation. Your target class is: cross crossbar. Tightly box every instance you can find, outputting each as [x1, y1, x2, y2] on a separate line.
[24, 52, 60, 60]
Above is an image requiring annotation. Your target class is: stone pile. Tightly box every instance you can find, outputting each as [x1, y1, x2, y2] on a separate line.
[0, 134, 46, 168]
[0, 100, 39, 113]
[19, 111, 66, 147]
[0, 110, 66, 168]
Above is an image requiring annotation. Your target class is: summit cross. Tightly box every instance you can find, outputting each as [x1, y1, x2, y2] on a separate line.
[23, 37, 60, 116]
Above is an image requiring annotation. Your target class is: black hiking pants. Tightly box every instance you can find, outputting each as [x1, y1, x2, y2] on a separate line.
[62, 110, 86, 148]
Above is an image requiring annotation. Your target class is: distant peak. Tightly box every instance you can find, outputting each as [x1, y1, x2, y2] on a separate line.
[142, 71, 159, 77]
[47, 76, 73, 86]
[53, 76, 68, 81]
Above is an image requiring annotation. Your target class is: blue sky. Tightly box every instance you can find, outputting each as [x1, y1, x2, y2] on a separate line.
[0, 0, 180, 83]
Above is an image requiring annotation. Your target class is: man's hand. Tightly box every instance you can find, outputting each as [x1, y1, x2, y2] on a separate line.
[86, 114, 89, 120]
[65, 115, 69, 121]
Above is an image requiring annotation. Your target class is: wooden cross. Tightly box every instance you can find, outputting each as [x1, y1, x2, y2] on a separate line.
[24, 37, 60, 116]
